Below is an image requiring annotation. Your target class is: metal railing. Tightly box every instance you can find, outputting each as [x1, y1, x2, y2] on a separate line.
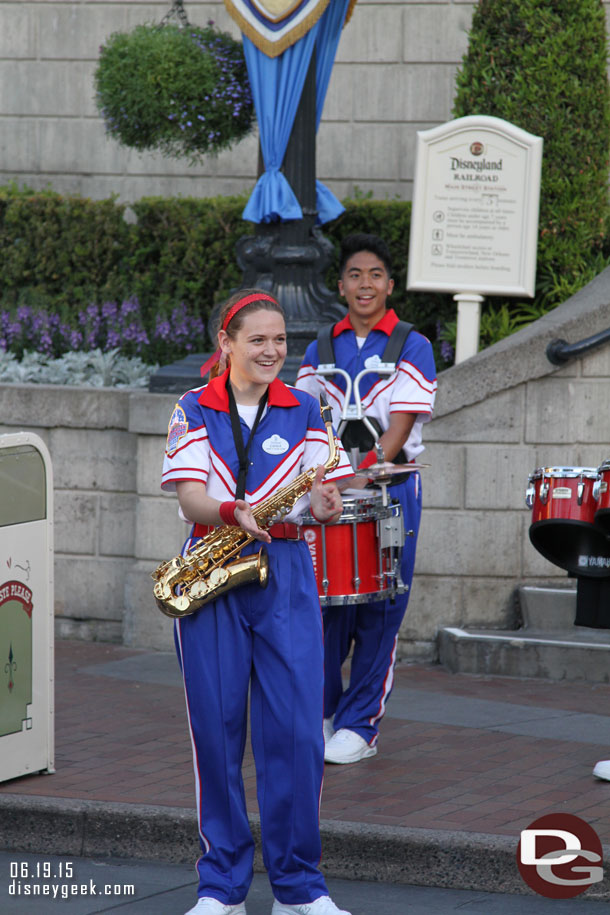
[546, 327, 610, 365]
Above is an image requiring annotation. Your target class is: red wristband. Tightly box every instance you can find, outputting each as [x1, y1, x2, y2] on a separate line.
[358, 449, 378, 470]
[219, 501, 239, 525]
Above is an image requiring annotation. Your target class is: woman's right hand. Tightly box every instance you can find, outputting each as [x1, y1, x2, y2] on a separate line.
[234, 499, 272, 543]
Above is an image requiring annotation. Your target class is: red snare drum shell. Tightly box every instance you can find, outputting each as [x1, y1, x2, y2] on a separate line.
[301, 493, 403, 605]
[526, 467, 610, 578]
[594, 460, 610, 536]
[302, 519, 380, 598]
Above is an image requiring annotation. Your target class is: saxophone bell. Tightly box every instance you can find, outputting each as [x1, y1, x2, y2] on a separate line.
[154, 547, 269, 618]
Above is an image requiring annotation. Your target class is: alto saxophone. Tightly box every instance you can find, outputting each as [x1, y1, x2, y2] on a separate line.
[152, 395, 339, 618]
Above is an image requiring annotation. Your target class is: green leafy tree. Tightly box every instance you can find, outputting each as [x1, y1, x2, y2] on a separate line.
[453, 0, 610, 300]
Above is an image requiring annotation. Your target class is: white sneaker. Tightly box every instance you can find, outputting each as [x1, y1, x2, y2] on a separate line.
[593, 760, 610, 780]
[323, 718, 335, 744]
[271, 896, 351, 914]
[184, 898, 247, 915]
[324, 728, 377, 765]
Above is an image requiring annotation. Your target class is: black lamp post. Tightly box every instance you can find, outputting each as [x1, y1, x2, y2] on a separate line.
[149, 51, 345, 393]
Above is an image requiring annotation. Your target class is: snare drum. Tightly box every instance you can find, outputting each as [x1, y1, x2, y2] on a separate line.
[594, 460, 610, 535]
[300, 490, 406, 605]
[525, 466, 610, 577]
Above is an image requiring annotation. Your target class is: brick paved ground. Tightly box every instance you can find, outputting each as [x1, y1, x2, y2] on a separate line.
[3, 639, 610, 844]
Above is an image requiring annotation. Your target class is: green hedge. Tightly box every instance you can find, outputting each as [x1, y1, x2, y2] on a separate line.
[126, 195, 250, 313]
[0, 186, 129, 309]
[0, 185, 456, 361]
[2, 176, 608, 365]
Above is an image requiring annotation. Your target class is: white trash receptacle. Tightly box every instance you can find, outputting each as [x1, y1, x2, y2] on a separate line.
[0, 432, 54, 782]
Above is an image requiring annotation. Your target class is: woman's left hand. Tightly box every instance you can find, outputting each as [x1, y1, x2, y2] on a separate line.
[309, 466, 343, 524]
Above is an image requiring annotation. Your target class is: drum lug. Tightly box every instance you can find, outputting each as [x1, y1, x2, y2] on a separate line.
[525, 485, 535, 509]
[593, 478, 601, 501]
[577, 479, 585, 505]
[539, 481, 549, 504]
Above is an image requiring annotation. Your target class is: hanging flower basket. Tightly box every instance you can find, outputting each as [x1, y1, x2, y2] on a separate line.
[94, 22, 254, 162]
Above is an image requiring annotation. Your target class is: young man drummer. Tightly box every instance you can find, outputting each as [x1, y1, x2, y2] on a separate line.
[295, 234, 437, 765]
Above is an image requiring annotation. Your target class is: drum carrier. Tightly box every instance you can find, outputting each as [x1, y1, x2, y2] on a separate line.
[315, 320, 413, 466]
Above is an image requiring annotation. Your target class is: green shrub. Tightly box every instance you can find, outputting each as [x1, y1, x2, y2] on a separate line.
[0, 186, 129, 307]
[0, 185, 466, 366]
[126, 194, 253, 316]
[94, 23, 254, 162]
[453, 0, 610, 297]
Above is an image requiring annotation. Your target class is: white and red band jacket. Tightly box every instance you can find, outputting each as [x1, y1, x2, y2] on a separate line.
[161, 368, 354, 527]
[295, 309, 437, 462]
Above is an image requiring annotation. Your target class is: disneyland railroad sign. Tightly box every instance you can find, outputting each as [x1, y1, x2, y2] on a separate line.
[407, 115, 543, 297]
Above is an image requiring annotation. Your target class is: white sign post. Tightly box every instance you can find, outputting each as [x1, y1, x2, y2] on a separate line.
[407, 115, 543, 363]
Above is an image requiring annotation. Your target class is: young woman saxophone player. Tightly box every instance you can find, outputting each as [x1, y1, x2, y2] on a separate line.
[159, 290, 354, 915]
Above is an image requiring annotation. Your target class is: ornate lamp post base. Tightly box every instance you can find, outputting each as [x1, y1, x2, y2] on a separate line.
[235, 222, 345, 378]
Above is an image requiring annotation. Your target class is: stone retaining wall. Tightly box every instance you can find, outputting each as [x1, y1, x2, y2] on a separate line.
[3, 267, 610, 655]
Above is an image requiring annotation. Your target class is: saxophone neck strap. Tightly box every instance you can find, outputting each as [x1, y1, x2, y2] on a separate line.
[227, 380, 269, 500]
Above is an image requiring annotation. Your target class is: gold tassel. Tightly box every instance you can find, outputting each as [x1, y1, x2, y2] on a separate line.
[225, 0, 334, 58]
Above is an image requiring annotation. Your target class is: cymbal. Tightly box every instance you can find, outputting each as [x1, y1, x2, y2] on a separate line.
[360, 462, 430, 480]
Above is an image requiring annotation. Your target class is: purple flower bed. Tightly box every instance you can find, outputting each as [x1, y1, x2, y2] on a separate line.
[0, 299, 206, 364]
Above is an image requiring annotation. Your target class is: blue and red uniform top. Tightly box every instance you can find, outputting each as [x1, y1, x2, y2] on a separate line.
[296, 309, 437, 462]
[161, 368, 353, 524]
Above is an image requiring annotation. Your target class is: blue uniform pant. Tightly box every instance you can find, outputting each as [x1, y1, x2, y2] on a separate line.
[175, 539, 329, 906]
[323, 473, 422, 745]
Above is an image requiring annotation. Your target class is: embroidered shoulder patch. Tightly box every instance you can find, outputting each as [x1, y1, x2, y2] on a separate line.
[167, 405, 188, 455]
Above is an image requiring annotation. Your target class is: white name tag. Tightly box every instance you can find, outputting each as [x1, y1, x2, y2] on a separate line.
[262, 434, 289, 455]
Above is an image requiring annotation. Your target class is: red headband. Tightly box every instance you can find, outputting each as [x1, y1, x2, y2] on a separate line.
[199, 293, 280, 378]
[222, 293, 279, 331]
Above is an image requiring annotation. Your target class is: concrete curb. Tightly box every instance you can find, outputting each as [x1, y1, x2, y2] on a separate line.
[2, 794, 610, 899]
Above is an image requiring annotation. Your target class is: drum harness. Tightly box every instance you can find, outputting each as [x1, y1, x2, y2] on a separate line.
[313, 320, 416, 602]
[315, 319, 413, 471]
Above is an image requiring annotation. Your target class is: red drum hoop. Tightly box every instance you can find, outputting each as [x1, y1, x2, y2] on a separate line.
[301, 491, 406, 605]
[525, 466, 610, 577]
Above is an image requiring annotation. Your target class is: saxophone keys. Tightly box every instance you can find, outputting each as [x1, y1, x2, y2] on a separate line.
[209, 567, 230, 587]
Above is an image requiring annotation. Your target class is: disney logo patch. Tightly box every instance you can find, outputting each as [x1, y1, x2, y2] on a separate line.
[167, 404, 188, 455]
